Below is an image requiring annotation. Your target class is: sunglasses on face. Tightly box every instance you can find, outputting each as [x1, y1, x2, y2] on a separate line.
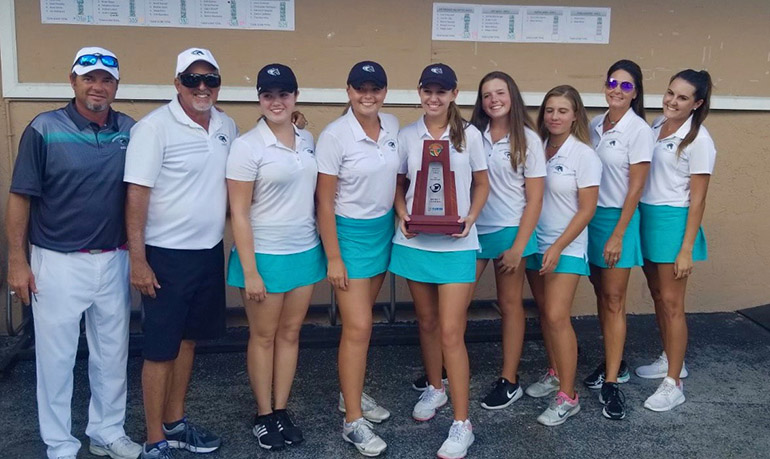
[605, 78, 635, 93]
[75, 53, 119, 69]
[178, 73, 222, 89]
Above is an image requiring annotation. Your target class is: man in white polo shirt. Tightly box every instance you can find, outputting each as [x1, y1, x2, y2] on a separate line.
[124, 47, 237, 459]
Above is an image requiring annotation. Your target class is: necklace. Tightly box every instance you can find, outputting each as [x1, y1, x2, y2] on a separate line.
[606, 115, 618, 126]
[547, 142, 562, 149]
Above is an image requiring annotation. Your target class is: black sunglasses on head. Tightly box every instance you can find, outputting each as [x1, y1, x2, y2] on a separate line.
[178, 73, 221, 89]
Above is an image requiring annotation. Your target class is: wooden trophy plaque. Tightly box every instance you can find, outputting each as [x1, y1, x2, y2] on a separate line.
[406, 139, 464, 235]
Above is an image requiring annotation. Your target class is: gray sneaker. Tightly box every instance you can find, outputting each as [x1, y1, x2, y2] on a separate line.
[537, 392, 581, 426]
[141, 441, 175, 459]
[342, 417, 387, 457]
[338, 391, 391, 423]
[525, 368, 560, 398]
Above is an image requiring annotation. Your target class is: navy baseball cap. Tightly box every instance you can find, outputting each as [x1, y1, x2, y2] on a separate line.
[347, 61, 387, 89]
[257, 63, 298, 94]
[419, 63, 457, 90]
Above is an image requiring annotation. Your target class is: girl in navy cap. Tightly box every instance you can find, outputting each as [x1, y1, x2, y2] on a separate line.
[316, 61, 398, 457]
[468, 71, 545, 412]
[389, 63, 489, 459]
[638, 70, 715, 412]
[226, 63, 323, 451]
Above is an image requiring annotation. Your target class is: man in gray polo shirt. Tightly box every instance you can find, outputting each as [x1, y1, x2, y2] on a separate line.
[6, 47, 142, 459]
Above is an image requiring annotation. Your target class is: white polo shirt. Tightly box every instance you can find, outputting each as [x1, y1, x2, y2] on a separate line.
[124, 96, 237, 250]
[641, 115, 716, 207]
[226, 119, 319, 254]
[590, 110, 654, 208]
[476, 126, 546, 234]
[536, 135, 602, 258]
[316, 110, 400, 219]
[392, 117, 488, 252]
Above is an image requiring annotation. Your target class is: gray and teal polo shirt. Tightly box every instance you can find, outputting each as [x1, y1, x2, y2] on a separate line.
[10, 100, 135, 252]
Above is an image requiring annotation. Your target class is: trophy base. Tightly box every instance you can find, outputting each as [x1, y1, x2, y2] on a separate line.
[406, 216, 465, 235]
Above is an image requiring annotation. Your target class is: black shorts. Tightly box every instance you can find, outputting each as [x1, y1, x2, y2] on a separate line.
[142, 240, 226, 361]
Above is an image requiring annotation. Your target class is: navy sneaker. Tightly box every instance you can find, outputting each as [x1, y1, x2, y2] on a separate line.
[600, 382, 627, 420]
[480, 377, 523, 410]
[583, 360, 631, 389]
[274, 409, 304, 445]
[141, 440, 175, 458]
[253, 413, 285, 451]
[163, 417, 220, 453]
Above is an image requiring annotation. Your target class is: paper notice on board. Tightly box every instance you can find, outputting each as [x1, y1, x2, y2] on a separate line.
[565, 8, 610, 43]
[41, 0, 95, 24]
[431, 3, 610, 44]
[478, 5, 522, 42]
[432, 3, 478, 41]
[40, 0, 294, 31]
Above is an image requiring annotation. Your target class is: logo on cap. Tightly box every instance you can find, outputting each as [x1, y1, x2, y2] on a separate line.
[192, 50, 204, 55]
[362, 65, 375, 73]
[430, 67, 443, 74]
[267, 68, 281, 76]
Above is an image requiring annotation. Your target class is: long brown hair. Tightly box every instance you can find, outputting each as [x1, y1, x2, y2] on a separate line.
[536, 85, 591, 147]
[446, 100, 466, 152]
[670, 69, 712, 156]
[606, 59, 646, 120]
[470, 71, 534, 171]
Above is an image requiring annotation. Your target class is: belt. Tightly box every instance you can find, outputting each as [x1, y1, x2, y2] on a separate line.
[78, 244, 128, 254]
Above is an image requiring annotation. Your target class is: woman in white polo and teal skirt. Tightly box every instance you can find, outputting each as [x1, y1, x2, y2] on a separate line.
[638, 69, 715, 412]
[390, 63, 489, 459]
[523, 85, 602, 426]
[226, 64, 325, 451]
[468, 71, 545, 411]
[315, 61, 398, 457]
[583, 60, 654, 421]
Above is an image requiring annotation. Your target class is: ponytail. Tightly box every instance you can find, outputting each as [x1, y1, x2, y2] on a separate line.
[671, 69, 712, 156]
[448, 101, 466, 152]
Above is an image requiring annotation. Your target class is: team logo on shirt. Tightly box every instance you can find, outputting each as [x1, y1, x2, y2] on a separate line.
[112, 134, 130, 148]
[428, 142, 443, 157]
[504, 150, 511, 160]
[267, 67, 281, 76]
[430, 183, 442, 192]
[666, 142, 676, 151]
[217, 133, 229, 145]
[386, 140, 397, 151]
[303, 147, 315, 156]
[608, 140, 617, 147]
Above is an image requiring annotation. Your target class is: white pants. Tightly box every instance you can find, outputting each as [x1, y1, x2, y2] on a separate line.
[31, 245, 131, 459]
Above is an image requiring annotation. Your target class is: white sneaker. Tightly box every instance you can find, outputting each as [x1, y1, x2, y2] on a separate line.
[342, 417, 387, 457]
[89, 436, 143, 459]
[338, 391, 391, 423]
[644, 376, 685, 411]
[437, 419, 474, 459]
[635, 352, 689, 379]
[536, 392, 581, 426]
[525, 368, 560, 398]
[412, 384, 448, 421]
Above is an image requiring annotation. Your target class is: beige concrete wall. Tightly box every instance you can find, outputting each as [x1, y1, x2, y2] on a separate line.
[2, 1, 770, 334]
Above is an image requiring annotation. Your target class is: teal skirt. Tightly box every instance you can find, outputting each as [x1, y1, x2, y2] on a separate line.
[477, 227, 539, 260]
[639, 203, 708, 263]
[526, 253, 590, 276]
[227, 244, 326, 294]
[587, 206, 643, 269]
[336, 209, 395, 279]
[389, 244, 476, 284]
